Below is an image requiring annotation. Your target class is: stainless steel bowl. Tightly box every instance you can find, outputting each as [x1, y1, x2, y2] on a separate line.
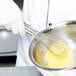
[29, 21, 76, 72]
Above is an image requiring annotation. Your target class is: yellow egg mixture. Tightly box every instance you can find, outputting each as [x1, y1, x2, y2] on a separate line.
[35, 42, 74, 68]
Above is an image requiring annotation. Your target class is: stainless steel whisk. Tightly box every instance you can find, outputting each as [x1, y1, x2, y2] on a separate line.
[24, 24, 71, 57]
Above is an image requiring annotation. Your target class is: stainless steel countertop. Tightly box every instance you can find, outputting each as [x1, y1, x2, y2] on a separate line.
[0, 66, 43, 76]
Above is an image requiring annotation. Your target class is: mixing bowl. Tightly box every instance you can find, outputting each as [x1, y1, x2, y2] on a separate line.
[29, 20, 76, 76]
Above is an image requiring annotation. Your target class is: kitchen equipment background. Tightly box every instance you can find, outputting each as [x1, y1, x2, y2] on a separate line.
[0, 26, 19, 67]
[0, 0, 22, 67]
[0, 26, 19, 56]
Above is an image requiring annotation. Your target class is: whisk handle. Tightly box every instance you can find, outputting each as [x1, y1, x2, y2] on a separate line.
[24, 23, 39, 37]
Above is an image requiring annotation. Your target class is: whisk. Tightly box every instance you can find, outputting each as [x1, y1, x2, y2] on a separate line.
[24, 24, 71, 57]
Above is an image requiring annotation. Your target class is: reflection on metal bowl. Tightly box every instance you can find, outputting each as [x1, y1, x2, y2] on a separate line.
[29, 21, 76, 76]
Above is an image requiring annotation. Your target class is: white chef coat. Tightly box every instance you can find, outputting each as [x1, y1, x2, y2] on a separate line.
[16, 0, 76, 66]
[16, 0, 48, 66]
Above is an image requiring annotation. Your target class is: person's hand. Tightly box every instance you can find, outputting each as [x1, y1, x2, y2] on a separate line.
[0, 0, 28, 36]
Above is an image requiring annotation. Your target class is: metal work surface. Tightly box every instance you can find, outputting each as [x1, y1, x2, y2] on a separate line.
[0, 66, 43, 76]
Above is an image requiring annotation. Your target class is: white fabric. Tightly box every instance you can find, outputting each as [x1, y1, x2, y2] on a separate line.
[48, 0, 76, 24]
[0, 0, 25, 35]
[16, 0, 48, 66]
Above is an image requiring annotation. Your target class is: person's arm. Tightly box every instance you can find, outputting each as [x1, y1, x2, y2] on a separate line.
[0, 0, 29, 36]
